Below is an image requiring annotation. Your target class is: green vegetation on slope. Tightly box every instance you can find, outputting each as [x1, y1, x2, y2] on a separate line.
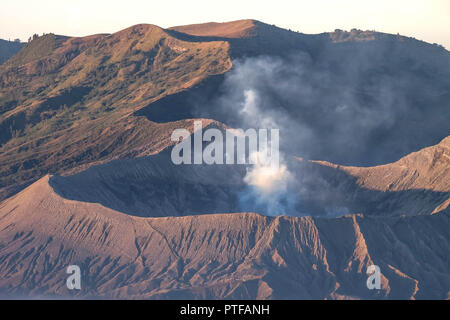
[0, 24, 232, 199]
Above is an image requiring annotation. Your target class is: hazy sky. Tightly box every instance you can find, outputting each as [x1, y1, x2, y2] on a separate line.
[1, 0, 449, 49]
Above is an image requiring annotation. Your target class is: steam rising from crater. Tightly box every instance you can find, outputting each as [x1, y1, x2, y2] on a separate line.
[244, 155, 288, 195]
[233, 88, 298, 216]
[196, 46, 449, 217]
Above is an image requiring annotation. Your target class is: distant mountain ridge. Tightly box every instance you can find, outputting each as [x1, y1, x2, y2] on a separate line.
[0, 39, 25, 65]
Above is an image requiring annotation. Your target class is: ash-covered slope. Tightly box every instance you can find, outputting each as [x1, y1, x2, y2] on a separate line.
[316, 135, 450, 192]
[42, 134, 450, 218]
[303, 135, 450, 216]
[49, 150, 247, 217]
[0, 175, 448, 299]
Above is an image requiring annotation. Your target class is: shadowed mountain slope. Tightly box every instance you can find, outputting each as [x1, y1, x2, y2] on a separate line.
[150, 21, 450, 166]
[0, 39, 25, 65]
[298, 135, 450, 216]
[313, 136, 450, 193]
[21, 134, 450, 219]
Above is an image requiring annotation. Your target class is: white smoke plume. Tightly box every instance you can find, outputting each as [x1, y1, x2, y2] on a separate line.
[229, 85, 299, 216]
[214, 56, 345, 216]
